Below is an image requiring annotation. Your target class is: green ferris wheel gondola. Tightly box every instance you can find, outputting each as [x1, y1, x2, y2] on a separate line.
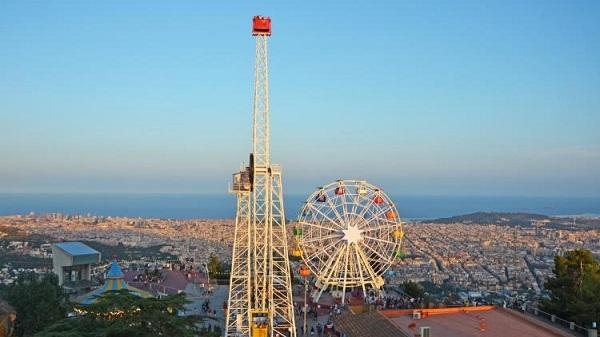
[394, 250, 406, 259]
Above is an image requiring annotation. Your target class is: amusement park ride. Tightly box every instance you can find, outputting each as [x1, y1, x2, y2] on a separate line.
[294, 180, 404, 304]
[225, 16, 297, 337]
[225, 16, 404, 337]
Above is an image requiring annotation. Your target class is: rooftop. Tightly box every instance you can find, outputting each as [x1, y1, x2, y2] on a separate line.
[54, 242, 99, 257]
[334, 305, 579, 337]
[385, 306, 575, 337]
[335, 310, 408, 337]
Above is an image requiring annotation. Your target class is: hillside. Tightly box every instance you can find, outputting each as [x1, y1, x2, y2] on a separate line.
[430, 212, 552, 227]
[428, 212, 600, 230]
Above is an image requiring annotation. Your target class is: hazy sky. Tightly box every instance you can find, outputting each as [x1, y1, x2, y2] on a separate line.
[1, 1, 599, 196]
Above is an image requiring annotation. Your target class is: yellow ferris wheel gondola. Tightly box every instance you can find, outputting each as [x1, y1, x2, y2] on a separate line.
[291, 247, 302, 257]
[393, 229, 404, 240]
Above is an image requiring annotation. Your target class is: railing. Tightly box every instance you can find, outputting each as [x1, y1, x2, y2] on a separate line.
[229, 182, 251, 193]
[526, 307, 591, 336]
[229, 172, 251, 193]
[270, 164, 281, 173]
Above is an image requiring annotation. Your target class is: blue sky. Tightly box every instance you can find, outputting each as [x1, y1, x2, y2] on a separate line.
[1, 1, 599, 196]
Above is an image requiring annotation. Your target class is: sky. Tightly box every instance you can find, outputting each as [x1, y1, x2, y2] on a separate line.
[1, 1, 599, 197]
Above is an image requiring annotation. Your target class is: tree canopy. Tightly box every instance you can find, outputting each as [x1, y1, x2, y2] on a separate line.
[0, 272, 67, 337]
[207, 254, 221, 279]
[35, 290, 202, 337]
[542, 249, 600, 327]
[402, 281, 425, 299]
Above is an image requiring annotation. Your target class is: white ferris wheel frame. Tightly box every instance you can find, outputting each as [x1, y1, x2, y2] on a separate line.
[295, 179, 403, 303]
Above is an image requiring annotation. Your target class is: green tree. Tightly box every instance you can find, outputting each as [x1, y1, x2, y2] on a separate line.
[207, 254, 221, 279]
[35, 290, 202, 337]
[542, 249, 600, 327]
[402, 281, 425, 299]
[0, 272, 66, 337]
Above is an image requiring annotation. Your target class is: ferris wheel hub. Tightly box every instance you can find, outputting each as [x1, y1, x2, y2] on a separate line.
[342, 225, 364, 244]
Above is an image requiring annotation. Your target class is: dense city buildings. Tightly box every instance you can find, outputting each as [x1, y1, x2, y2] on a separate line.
[0, 214, 233, 289]
[390, 221, 600, 302]
[1, 213, 599, 337]
[1, 213, 599, 305]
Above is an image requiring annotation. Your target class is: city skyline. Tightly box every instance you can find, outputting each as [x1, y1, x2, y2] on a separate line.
[1, 1, 599, 197]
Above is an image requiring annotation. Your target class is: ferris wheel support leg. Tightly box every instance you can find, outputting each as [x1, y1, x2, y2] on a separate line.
[314, 245, 346, 303]
[341, 243, 351, 305]
[355, 242, 382, 293]
[353, 244, 368, 299]
[314, 282, 328, 303]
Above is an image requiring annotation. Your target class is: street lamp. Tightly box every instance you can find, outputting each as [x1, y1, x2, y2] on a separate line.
[299, 265, 311, 336]
[203, 263, 211, 293]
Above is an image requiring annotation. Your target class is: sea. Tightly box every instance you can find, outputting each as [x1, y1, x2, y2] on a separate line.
[0, 194, 599, 220]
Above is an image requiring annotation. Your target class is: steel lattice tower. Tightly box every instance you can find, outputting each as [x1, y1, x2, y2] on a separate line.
[225, 16, 297, 337]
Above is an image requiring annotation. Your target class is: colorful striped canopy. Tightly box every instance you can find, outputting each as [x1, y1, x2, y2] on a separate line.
[78, 260, 152, 305]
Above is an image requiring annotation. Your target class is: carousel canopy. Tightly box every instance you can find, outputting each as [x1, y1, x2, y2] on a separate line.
[77, 259, 152, 305]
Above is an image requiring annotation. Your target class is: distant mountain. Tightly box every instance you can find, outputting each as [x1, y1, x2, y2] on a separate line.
[427, 211, 600, 230]
[429, 212, 552, 227]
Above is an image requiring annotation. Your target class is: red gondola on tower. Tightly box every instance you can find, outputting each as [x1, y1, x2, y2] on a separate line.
[373, 195, 384, 205]
[252, 16, 272, 36]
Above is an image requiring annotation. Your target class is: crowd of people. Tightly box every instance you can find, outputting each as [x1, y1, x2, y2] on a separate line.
[377, 294, 423, 309]
[201, 299, 218, 317]
[363, 288, 423, 310]
[294, 301, 347, 337]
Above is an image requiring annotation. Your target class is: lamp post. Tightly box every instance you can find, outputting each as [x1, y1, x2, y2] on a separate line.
[299, 265, 311, 336]
[203, 263, 211, 293]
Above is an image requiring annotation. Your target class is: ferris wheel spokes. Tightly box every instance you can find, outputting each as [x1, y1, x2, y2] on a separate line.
[362, 235, 398, 247]
[322, 188, 348, 225]
[352, 243, 368, 296]
[359, 240, 392, 265]
[360, 223, 400, 234]
[356, 192, 380, 220]
[298, 220, 340, 234]
[306, 202, 345, 230]
[306, 237, 344, 266]
[354, 242, 381, 288]
[361, 204, 397, 228]
[314, 244, 348, 298]
[300, 233, 343, 245]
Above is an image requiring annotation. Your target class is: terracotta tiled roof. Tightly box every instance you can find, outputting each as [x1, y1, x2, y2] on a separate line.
[335, 306, 578, 337]
[388, 307, 577, 337]
[335, 310, 410, 337]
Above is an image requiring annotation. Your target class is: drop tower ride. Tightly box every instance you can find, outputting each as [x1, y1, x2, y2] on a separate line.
[225, 16, 297, 337]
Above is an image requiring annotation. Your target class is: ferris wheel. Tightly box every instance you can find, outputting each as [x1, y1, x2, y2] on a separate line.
[293, 179, 404, 303]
